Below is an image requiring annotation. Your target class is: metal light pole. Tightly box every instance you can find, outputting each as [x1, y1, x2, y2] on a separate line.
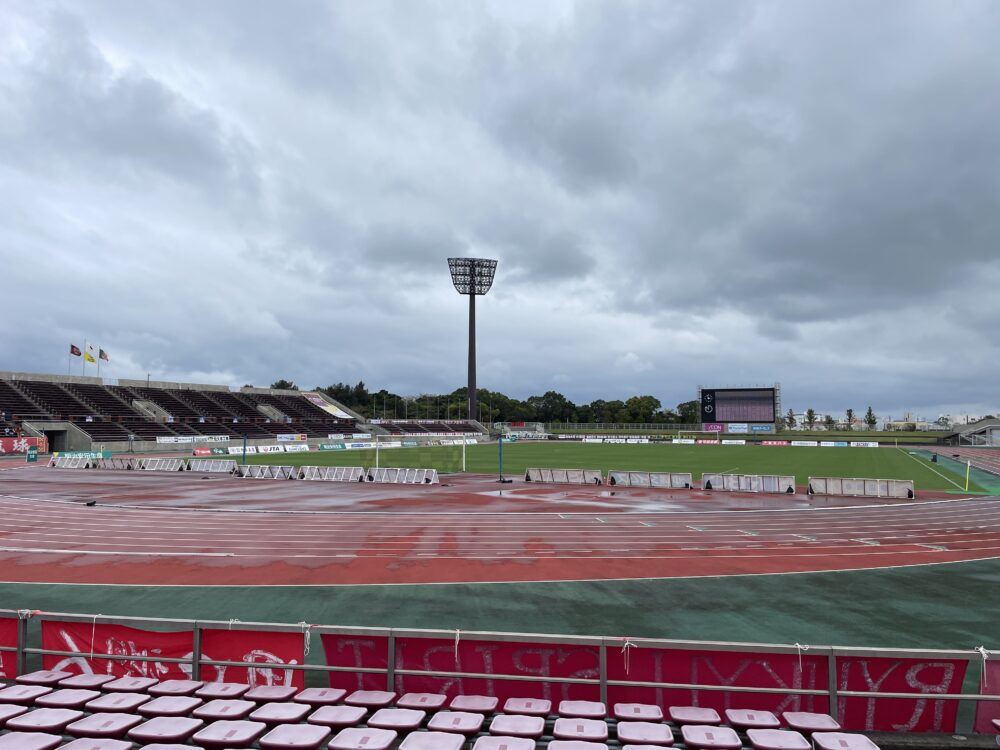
[448, 257, 497, 425]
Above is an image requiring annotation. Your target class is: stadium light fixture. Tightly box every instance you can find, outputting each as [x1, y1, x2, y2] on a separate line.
[448, 257, 497, 425]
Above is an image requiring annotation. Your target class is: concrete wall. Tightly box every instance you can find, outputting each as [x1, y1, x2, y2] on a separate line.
[118, 378, 229, 392]
[0, 371, 103, 386]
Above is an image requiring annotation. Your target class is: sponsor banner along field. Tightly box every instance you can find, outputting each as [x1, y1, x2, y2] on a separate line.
[234, 441, 986, 492]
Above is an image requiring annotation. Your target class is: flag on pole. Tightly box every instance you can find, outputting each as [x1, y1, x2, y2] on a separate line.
[84, 350, 96, 364]
[99, 349, 109, 362]
[69, 344, 82, 356]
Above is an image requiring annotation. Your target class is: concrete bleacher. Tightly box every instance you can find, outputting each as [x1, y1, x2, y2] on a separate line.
[376, 421, 484, 435]
[14, 381, 96, 420]
[0, 380, 49, 420]
[0, 670, 886, 750]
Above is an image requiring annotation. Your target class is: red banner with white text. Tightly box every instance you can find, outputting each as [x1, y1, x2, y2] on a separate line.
[200, 628, 305, 688]
[322, 635, 966, 732]
[0, 618, 18, 680]
[41, 620, 193, 680]
[607, 644, 966, 732]
[974, 661, 1000, 733]
[322, 634, 600, 701]
[0, 436, 47, 455]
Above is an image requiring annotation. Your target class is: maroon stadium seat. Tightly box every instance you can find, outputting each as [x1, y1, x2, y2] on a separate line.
[0, 703, 28, 725]
[812, 733, 881, 750]
[449, 695, 498, 713]
[259, 723, 332, 750]
[327, 726, 397, 750]
[149, 679, 204, 696]
[613, 704, 663, 722]
[196, 682, 251, 699]
[724, 709, 780, 729]
[295, 687, 347, 706]
[307, 705, 367, 728]
[397, 693, 448, 710]
[104, 676, 159, 693]
[65, 711, 143, 738]
[0, 683, 53, 704]
[127, 716, 205, 743]
[367, 708, 427, 730]
[782, 712, 841, 734]
[34, 688, 101, 708]
[141, 745, 208, 750]
[5, 706, 84, 733]
[0, 732, 63, 749]
[138, 695, 203, 717]
[623, 744, 675, 750]
[474, 737, 536, 750]
[343, 689, 396, 708]
[59, 740, 133, 750]
[746, 729, 810, 750]
[489, 714, 545, 739]
[85, 692, 150, 713]
[679, 726, 741, 750]
[15, 669, 74, 686]
[558, 701, 607, 719]
[503, 698, 551, 717]
[616, 721, 673, 746]
[552, 718, 609, 742]
[250, 701, 312, 725]
[247, 685, 300, 703]
[192, 718, 268, 748]
[546, 741, 609, 750]
[398, 730, 466, 750]
[59, 674, 117, 689]
[668, 707, 721, 725]
[427, 710, 485, 735]
[193, 698, 257, 721]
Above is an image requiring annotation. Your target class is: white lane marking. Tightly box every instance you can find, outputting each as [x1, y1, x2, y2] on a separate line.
[896, 447, 965, 490]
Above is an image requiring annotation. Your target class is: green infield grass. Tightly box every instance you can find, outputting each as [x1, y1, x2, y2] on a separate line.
[233, 442, 987, 493]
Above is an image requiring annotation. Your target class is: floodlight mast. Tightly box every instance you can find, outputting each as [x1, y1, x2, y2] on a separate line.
[447, 257, 497, 425]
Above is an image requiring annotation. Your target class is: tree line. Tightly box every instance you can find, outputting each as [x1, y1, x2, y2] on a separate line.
[782, 406, 879, 431]
[267, 379, 698, 424]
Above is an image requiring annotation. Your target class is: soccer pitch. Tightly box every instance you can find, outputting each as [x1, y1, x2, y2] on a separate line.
[236, 441, 987, 493]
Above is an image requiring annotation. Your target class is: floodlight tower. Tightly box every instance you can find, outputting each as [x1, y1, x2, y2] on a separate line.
[447, 257, 497, 424]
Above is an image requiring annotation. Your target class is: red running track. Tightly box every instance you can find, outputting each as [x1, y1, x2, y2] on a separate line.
[0, 468, 998, 585]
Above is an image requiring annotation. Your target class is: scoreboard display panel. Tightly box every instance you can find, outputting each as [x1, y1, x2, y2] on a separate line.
[700, 388, 776, 423]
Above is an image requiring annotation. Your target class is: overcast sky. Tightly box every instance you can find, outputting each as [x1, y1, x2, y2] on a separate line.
[2, 1, 998, 419]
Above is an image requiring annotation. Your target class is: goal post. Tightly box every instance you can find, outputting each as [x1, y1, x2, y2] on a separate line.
[371, 433, 471, 474]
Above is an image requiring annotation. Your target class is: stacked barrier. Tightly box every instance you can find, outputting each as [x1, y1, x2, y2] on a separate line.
[524, 468, 603, 484]
[808, 476, 915, 498]
[607, 470, 693, 488]
[98, 457, 137, 470]
[300, 466, 365, 482]
[367, 467, 439, 484]
[138, 458, 184, 472]
[701, 473, 796, 493]
[187, 459, 236, 473]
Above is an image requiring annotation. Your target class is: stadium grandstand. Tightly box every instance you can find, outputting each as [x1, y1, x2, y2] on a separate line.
[0, 372, 393, 453]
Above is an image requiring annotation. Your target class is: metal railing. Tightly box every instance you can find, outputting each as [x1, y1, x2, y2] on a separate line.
[2, 608, 996, 731]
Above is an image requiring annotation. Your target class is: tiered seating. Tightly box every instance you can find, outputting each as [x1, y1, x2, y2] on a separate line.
[122, 422, 181, 441]
[13, 381, 95, 420]
[202, 391, 264, 421]
[62, 384, 142, 418]
[0, 380, 48, 419]
[124, 388, 202, 420]
[0, 670, 882, 750]
[251, 393, 332, 420]
[171, 390, 240, 421]
[73, 422, 131, 441]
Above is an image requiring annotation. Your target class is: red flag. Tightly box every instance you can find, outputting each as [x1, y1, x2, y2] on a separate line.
[69, 344, 82, 356]
[99, 349, 109, 362]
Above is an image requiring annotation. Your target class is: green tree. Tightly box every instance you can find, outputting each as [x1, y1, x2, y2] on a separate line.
[823, 414, 836, 430]
[804, 408, 817, 429]
[845, 408, 855, 431]
[270, 379, 298, 391]
[864, 406, 878, 431]
[785, 408, 797, 429]
[677, 400, 700, 424]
